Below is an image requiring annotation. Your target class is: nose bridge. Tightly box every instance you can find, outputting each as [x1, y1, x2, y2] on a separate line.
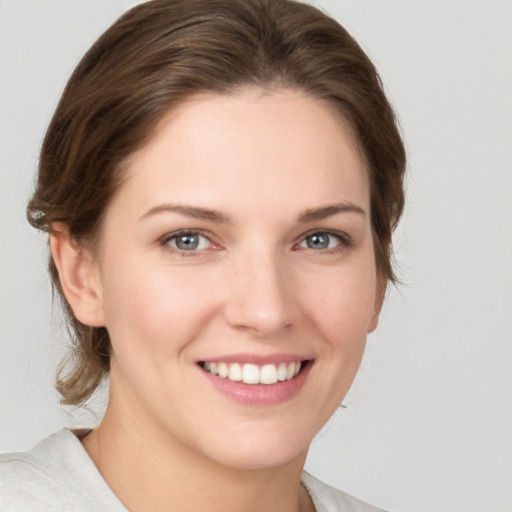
[224, 245, 294, 337]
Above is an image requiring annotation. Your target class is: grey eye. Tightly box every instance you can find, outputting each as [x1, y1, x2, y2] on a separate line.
[305, 233, 330, 249]
[175, 234, 200, 250]
[167, 233, 211, 251]
[298, 232, 343, 251]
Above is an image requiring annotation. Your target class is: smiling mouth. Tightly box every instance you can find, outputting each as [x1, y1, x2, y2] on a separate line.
[199, 361, 310, 385]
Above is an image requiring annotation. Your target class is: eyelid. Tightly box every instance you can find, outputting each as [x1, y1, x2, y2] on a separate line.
[158, 228, 354, 254]
[158, 229, 220, 252]
[294, 229, 355, 250]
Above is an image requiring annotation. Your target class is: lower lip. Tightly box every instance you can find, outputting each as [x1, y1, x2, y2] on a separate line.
[200, 362, 312, 405]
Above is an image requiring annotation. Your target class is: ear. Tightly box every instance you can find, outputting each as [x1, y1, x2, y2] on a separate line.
[367, 275, 387, 333]
[50, 223, 105, 327]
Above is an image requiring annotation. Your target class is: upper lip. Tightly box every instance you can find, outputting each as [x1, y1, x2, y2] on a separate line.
[197, 353, 313, 365]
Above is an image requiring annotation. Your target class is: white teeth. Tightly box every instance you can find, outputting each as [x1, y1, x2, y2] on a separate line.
[286, 363, 295, 380]
[203, 361, 303, 385]
[218, 362, 228, 378]
[228, 363, 242, 381]
[277, 362, 287, 381]
[260, 364, 278, 385]
[242, 364, 260, 384]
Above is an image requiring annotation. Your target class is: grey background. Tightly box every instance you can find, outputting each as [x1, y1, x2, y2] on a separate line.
[1, 1, 511, 511]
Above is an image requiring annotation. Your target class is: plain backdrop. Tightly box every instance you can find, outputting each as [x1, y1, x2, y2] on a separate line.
[1, 1, 511, 511]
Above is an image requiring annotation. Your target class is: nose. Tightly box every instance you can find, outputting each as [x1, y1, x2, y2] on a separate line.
[223, 249, 295, 338]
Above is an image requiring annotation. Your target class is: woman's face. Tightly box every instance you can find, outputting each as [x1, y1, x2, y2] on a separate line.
[90, 88, 382, 470]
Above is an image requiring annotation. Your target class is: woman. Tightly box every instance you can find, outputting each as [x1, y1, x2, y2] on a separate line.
[0, 0, 405, 510]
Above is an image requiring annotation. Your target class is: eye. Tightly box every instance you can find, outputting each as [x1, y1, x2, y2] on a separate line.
[297, 231, 350, 251]
[164, 231, 213, 252]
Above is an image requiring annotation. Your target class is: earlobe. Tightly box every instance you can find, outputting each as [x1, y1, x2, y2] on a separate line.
[367, 309, 380, 333]
[367, 277, 387, 333]
[50, 224, 105, 327]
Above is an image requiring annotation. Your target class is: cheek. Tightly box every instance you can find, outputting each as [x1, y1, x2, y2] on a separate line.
[100, 261, 220, 360]
[315, 269, 376, 322]
[301, 263, 377, 350]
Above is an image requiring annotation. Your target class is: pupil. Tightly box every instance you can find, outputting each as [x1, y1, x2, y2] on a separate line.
[308, 233, 329, 249]
[177, 234, 198, 250]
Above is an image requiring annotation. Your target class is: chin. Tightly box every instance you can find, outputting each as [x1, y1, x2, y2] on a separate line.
[193, 420, 314, 471]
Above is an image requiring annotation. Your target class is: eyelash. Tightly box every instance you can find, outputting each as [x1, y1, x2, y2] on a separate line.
[159, 229, 354, 257]
[295, 230, 355, 254]
[159, 230, 217, 257]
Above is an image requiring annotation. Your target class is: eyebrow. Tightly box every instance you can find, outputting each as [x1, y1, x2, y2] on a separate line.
[139, 202, 366, 224]
[139, 204, 230, 223]
[298, 203, 366, 223]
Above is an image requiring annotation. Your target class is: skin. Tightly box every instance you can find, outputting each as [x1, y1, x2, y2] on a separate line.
[51, 88, 384, 512]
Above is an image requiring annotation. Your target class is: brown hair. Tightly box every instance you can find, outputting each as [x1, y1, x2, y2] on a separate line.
[27, 0, 406, 406]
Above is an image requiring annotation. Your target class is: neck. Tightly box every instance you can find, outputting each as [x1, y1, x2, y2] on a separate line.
[81, 383, 314, 512]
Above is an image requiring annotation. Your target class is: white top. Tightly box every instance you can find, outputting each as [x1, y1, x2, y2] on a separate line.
[0, 429, 387, 511]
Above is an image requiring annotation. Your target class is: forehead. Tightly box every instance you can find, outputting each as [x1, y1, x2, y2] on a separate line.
[114, 88, 369, 217]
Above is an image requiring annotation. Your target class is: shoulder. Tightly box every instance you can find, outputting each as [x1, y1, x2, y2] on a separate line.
[301, 471, 388, 512]
[0, 429, 126, 512]
[0, 441, 72, 511]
